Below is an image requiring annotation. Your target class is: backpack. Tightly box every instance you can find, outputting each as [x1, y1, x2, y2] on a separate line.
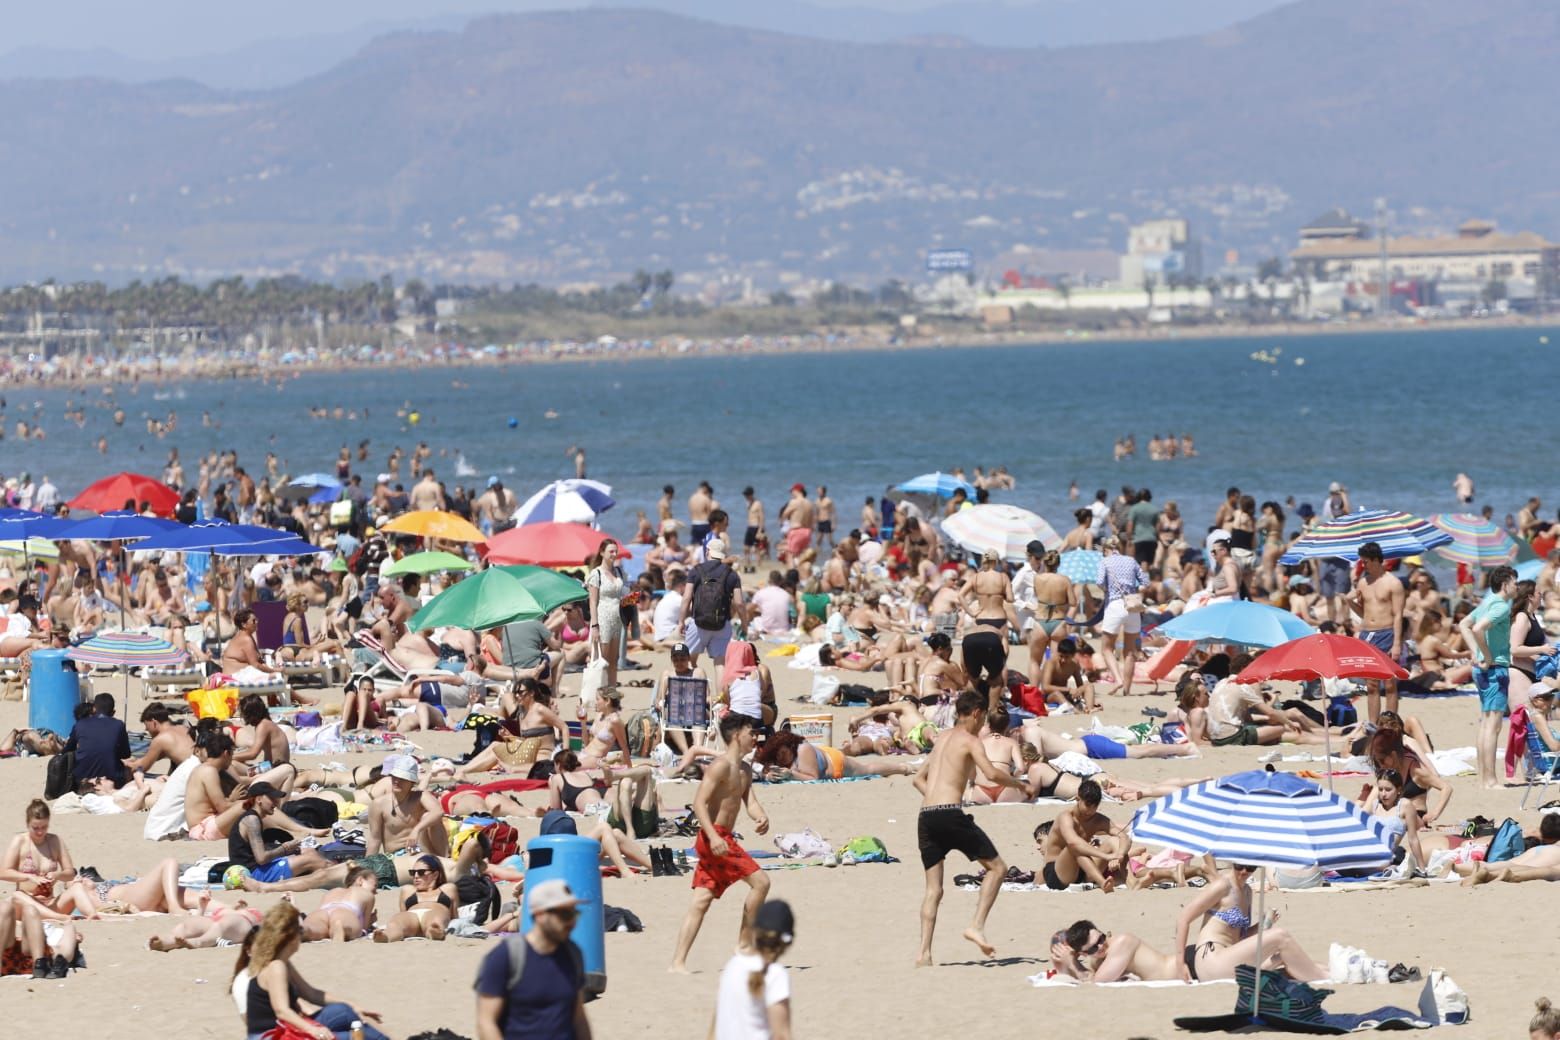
[689, 562, 734, 631]
[44, 751, 76, 801]
[836, 835, 890, 864]
[454, 874, 502, 924]
[486, 822, 520, 864]
[1486, 817, 1524, 862]
[504, 933, 584, 1004]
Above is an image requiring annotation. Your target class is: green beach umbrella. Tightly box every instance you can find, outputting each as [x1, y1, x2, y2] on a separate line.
[383, 550, 475, 577]
[408, 564, 587, 633]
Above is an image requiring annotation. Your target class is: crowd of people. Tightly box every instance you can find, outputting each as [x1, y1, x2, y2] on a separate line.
[2, 444, 1559, 1038]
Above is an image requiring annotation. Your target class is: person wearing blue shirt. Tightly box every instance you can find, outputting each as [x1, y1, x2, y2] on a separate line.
[474, 878, 592, 1040]
[65, 693, 130, 789]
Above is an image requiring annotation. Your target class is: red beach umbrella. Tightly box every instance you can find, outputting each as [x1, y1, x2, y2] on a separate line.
[68, 471, 179, 517]
[484, 522, 629, 567]
[1234, 633, 1408, 684]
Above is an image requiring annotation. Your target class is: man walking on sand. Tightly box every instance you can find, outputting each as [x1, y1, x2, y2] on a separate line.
[1350, 541, 1405, 721]
[913, 689, 1031, 967]
[1460, 564, 1516, 791]
[779, 484, 815, 564]
[670, 712, 771, 973]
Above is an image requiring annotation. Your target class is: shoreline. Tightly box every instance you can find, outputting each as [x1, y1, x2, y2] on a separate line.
[3, 313, 1554, 391]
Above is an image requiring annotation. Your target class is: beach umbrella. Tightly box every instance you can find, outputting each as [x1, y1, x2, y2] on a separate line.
[512, 479, 616, 526]
[941, 504, 1062, 561]
[895, 472, 976, 499]
[381, 509, 486, 544]
[1278, 509, 1451, 565]
[383, 550, 475, 577]
[67, 631, 189, 670]
[408, 564, 587, 634]
[278, 474, 343, 503]
[1234, 633, 1408, 686]
[1428, 513, 1519, 568]
[1517, 559, 1546, 582]
[1131, 769, 1394, 1019]
[67, 471, 180, 516]
[1154, 601, 1316, 648]
[53, 511, 182, 542]
[485, 522, 628, 567]
[1057, 549, 1103, 585]
[129, 520, 295, 553]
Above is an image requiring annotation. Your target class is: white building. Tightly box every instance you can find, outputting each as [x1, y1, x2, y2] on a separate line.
[1119, 218, 1203, 287]
[1290, 214, 1557, 285]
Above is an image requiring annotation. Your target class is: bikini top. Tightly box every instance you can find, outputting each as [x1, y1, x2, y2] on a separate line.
[1212, 905, 1251, 930]
[405, 890, 454, 911]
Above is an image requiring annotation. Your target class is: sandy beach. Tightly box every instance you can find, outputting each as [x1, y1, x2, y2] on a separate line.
[0, 630, 1545, 1039]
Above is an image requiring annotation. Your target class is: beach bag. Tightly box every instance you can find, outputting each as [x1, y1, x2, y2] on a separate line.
[1538, 652, 1560, 681]
[603, 905, 644, 933]
[261, 1018, 328, 1040]
[486, 822, 521, 864]
[1233, 965, 1328, 1023]
[1121, 592, 1145, 613]
[1485, 817, 1524, 862]
[455, 873, 502, 924]
[809, 672, 840, 705]
[774, 828, 831, 859]
[1427, 969, 1470, 1024]
[579, 655, 607, 703]
[837, 835, 890, 864]
[44, 751, 76, 801]
[1326, 696, 1358, 729]
[1013, 683, 1049, 717]
[626, 710, 659, 757]
[689, 561, 734, 631]
[187, 687, 237, 721]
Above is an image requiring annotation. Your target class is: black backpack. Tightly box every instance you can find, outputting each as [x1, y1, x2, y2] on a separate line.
[44, 752, 76, 801]
[689, 561, 733, 631]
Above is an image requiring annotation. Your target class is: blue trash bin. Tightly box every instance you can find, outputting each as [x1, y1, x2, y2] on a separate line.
[28, 649, 80, 739]
[523, 834, 606, 996]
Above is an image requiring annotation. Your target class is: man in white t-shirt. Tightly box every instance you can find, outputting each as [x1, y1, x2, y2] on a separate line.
[652, 570, 688, 644]
[1087, 490, 1110, 540]
[748, 572, 793, 638]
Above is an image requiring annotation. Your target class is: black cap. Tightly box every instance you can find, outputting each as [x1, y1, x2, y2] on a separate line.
[246, 781, 284, 801]
[1025, 539, 1046, 558]
[754, 899, 795, 940]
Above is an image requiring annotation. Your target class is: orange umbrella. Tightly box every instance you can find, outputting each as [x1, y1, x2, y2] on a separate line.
[379, 510, 486, 543]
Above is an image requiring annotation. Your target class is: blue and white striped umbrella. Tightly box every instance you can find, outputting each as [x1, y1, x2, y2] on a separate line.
[512, 479, 615, 526]
[895, 471, 976, 499]
[1130, 770, 1394, 871]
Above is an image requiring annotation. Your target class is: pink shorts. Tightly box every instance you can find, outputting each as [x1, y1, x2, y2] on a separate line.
[785, 527, 812, 556]
[188, 815, 223, 842]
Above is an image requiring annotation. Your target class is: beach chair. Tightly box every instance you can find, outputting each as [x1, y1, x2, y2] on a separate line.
[349, 632, 457, 690]
[1521, 722, 1560, 809]
[143, 662, 208, 699]
[251, 601, 287, 651]
[277, 653, 348, 688]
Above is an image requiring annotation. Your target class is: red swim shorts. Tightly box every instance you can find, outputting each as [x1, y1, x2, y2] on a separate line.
[692, 824, 759, 898]
[785, 527, 812, 556]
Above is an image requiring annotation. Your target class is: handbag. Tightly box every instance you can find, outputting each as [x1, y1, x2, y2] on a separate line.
[261, 1018, 327, 1040]
[579, 655, 607, 703]
[1122, 592, 1145, 613]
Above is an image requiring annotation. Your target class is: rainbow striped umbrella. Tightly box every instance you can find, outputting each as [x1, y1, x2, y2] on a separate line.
[941, 504, 1062, 562]
[67, 631, 189, 669]
[1279, 509, 1451, 564]
[1428, 513, 1519, 567]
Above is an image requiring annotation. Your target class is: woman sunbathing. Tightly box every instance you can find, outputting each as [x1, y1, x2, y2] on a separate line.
[149, 893, 264, 951]
[301, 865, 379, 943]
[753, 730, 916, 782]
[1173, 862, 1329, 983]
[374, 854, 456, 942]
[457, 679, 566, 778]
[1367, 730, 1452, 826]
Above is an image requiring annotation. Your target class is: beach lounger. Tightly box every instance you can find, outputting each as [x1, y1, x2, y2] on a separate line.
[1521, 722, 1560, 809]
[277, 652, 348, 688]
[143, 663, 208, 698]
[350, 632, 451, 685]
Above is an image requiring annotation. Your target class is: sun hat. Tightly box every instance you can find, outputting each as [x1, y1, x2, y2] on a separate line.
[386, 756, 419, 782]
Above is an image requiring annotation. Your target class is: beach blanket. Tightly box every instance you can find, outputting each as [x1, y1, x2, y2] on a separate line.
[444, 778, 549, 799]
[1027, 972, 1234, 988]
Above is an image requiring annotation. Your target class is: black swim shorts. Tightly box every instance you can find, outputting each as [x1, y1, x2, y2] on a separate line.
[1042, 861, 1070, 891]
[918, 805, 997, 869]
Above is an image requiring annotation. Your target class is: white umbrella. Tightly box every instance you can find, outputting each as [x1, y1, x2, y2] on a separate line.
[940, 504, 1061, 561]
[512, 479, 615, 526]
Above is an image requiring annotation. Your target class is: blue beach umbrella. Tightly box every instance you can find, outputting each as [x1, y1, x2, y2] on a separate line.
[1155, 601, 1316, 648]
[53, 511, 181, 542]
[513, 479, 616, 526]
[1057, 549, 1103, 585]
[130, 520, 297, 553]
[895, 472, 976, 499]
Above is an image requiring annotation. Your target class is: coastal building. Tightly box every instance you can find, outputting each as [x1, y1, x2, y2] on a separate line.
[979, 283, 1213, 324]
[1290, 213, 1558, 286]
[1119, 218, 1203, 288]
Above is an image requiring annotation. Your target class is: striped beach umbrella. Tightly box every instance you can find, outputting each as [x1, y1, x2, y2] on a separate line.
[1429, 513, 1519, 567]
[941, 504, 1062, 562]
[1131, 770, 1394, 872]
[512, 479, 615, 526]
[1057, 549, 1103, 585]
[1278, 509, 1451, 564]
[67, 632, 189, 669]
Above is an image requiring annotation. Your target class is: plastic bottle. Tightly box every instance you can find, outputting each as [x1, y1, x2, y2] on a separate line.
[349, 1021, 364, 1040]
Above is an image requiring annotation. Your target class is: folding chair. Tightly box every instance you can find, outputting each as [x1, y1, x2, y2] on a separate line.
[1521, 722, 1560, 809]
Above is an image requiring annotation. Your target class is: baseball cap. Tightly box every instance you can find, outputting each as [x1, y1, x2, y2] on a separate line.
[753, 899, 795, 941]
[671, 642, 690, 657]
[540, 810, 577, 836]
[790, 483, 805, 493]
[387, 756, 419, 782]
[377, 473, 392, 484]
[1209, 529, 1232, 545]
[706, 539, 727, 560]
[1328, 481, 1342, 493]
[487, 476, 501, 488]
[1297, 502, 1316, 519]
[529, 878, 589, 913]
[980, 548, 1000, 564]
[246, 781, 284, 801]
[1288, 573, 1309, 588]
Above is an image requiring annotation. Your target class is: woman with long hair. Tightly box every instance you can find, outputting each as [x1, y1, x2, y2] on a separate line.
[373, 853, 456, 943]
[713, 900, 796, 1039]
[586, 538, 627, 689]
[240, 902, 386, 1040]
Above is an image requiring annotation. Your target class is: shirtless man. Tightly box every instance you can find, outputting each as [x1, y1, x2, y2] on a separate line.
[184, 734, 251, 841]
[815, 486, 836, 551]
[368, 579, 418, 657]
[913, 689, 1030, 966]
[1038, 638, 1099, 712]
[1350, 541, 1405, 720]
[231, 695, 297, 795]
[779, 484, 816, 564]
[219, 609, 282, 679]
[657, 485, 676, 529]
[1049, 919, 1183, 982]
[475, 477, 516, 536]
[1038, 779, 1129, 891]
[366, 758, 449, 857]
[688, 481, 717, 546]
[1452, 472, 1475, 506]
[960, 549, 1019, 708]
[409, 468, 443, 512]
[669, 712, 771, 973]
[741, 487, 766, 572]
[125, 703, 196, 776]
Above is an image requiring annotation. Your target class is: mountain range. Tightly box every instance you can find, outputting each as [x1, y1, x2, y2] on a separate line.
[0, 0, 1555, 286]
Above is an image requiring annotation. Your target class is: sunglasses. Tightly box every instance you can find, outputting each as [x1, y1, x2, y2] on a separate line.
[1077, 933, 1106, 956]
[408, 868, 436, 879]
[545, 907, 579, 923]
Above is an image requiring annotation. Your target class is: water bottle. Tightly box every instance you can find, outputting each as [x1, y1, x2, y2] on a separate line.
[349, 1021, 364, 1040]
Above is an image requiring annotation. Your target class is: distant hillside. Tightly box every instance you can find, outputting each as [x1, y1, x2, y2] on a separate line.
[0, 0, 1555, 284]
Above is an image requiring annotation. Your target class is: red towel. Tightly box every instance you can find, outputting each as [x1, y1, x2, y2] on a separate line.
[1506, 704, 1530, 779]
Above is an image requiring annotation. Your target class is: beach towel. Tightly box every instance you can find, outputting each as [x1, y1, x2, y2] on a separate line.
[144, 756, 199, 840]
[1505, 705, 1530, 778]
[786, 643, 827, 671]
[1027, 972, 1233, 988]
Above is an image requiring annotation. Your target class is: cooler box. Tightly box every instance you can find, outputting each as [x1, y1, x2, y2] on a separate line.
[28, 649, 80, 737]
[787, 713, 833, 746]
[522, 834, 606, 997]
